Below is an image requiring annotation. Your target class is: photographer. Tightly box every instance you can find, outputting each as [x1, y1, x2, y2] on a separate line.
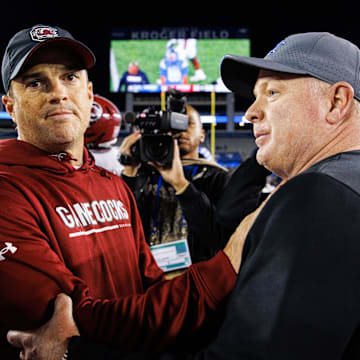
[120, 102, 230, 268]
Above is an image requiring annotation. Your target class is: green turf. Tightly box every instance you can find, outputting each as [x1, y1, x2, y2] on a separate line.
[110, 38, 250, 88]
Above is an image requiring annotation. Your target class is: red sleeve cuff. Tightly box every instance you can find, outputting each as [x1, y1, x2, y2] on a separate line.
[190, 250, 237, 307]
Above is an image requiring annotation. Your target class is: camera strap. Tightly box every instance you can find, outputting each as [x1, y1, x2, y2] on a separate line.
[151, 174, 163, 243]
[150, 164, 198, 272]
[151, 165, 198, 245]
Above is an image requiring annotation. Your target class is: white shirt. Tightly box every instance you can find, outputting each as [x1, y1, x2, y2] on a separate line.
[89, 146, 124, 177]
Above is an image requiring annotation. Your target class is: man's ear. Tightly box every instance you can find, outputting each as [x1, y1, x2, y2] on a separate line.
[200, 128, 205, 143]
[87, 81, 94, 103]
[2, 94, 16, 126]
[326, 82, 354, 125]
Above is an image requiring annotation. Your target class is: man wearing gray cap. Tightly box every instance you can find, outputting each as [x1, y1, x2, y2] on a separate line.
[0, 24, 245, 360]
[8, 31, 360, 359]
[203, 31, 360, 359]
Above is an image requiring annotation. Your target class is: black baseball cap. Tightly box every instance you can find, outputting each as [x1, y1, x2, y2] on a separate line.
[1, 24, 96, 93]
[220, 32, 360, 101]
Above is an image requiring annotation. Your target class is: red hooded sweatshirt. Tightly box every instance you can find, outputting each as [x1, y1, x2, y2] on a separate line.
[0, 139, 236, 358]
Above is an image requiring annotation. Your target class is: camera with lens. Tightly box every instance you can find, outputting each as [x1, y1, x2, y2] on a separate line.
[120, 89, 188, 167]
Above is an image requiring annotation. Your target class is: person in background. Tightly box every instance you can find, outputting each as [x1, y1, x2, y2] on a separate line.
[118, 62, 149, 92]
[166, 39, 206, 82]
[120, 103, 230, 271]
[85, 94, 123, 176]
[159, 43, 189, 85]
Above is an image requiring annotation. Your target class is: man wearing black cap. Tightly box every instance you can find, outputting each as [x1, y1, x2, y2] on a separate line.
[9, 31, 360, 359]
[1, 24, 95, 163]
[0, 24, 245, 359]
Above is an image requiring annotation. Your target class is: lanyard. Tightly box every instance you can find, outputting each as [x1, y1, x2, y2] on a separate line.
[151, 165, 198, 243]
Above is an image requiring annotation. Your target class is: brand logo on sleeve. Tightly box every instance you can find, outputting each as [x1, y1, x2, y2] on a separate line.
[0, 242, 17, 262]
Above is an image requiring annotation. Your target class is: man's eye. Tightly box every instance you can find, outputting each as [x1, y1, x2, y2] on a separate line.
[27, 80, 41, 88]
[66, 73, 79, 81]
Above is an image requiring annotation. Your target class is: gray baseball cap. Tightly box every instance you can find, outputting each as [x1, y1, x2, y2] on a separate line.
[2, 24, 96, 93]
[220, 32, 360, 101]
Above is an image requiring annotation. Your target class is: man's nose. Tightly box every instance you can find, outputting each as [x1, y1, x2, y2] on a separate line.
[245, 101, 264, 123]
[48, 79, 68, 103]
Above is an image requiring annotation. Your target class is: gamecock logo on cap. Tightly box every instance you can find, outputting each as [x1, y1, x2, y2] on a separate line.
[30, 26, 59, 42]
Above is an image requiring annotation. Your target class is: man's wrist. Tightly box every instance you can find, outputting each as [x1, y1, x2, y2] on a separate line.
[175, 180, 190, 195]
[122, 165, 139, 177]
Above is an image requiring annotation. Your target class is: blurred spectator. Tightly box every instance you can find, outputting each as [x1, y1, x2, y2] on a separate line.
[85, 94, 123, 176]
[118, 62, 149, 92]
[159, 43, 189, 85]
[166, 39, 206, 82]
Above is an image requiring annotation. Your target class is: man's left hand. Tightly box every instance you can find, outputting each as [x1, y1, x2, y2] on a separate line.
[150, 139, 190, 194]
[7, 293, 79, 360]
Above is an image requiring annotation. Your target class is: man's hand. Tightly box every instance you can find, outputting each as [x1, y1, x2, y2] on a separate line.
[7, 294, 79, 360]
[118, 131, 142, 177]
[223, 201, 266, 273]
[150, 139, 189, 194]
[224, 178, 286, 273]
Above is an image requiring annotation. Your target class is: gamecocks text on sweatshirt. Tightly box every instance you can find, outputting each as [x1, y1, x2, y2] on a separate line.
[56, 199, 130, 230]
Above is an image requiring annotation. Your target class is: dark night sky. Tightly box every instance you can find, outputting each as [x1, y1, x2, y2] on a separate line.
[1, 2, 359, 100]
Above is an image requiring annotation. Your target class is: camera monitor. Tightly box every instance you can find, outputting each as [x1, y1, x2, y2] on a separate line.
[110, 27, 250, 93]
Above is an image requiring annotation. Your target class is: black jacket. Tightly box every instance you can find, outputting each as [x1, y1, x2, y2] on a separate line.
[216, 148, 271, 233]
[195, 150, 360, 359]
[121, 158, 230, 262]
